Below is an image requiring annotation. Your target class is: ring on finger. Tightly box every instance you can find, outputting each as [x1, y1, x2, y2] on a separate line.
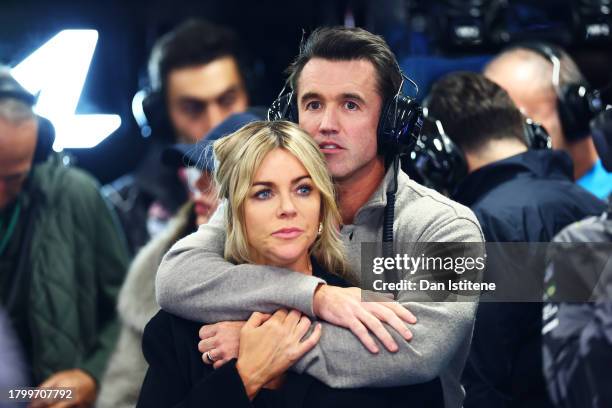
[205, 350, 217, 363]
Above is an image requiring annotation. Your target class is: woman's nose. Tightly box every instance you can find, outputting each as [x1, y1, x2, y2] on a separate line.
[277, 192, 297, 218]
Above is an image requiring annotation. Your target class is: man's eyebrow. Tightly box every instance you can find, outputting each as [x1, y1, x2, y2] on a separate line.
[178, 96, 208, 105]
[300, 92, 320, 104]
[252, 175, 311, 187]
[341, 93, 366, 104]
[299, 92, 367, 105]
[216, 85, 240, 100]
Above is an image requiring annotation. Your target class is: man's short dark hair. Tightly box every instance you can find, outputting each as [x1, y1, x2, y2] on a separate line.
[426, 72, 526, 153]
[148, 19, 243, 93]
[286, 27, 402, 103]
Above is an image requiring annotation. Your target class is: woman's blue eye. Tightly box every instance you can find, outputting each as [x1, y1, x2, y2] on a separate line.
[296, 185, 312, 195]
[254, 189, 272, 200]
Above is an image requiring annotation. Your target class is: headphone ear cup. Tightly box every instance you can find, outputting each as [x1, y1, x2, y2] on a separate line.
[523, 119, 552, 150]
[409, 124, 467, 192]
[33, 115, 55, 164]
[377, 95, 423, 154]
[142, 90, 162, 122]
[377, 99, 394, 149]
[557, 84, 594, 142]
[141, 90, 173, 141]
[267, 92, 298, 123]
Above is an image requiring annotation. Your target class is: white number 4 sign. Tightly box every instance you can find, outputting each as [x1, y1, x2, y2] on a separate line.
[11, 30, 121, 150]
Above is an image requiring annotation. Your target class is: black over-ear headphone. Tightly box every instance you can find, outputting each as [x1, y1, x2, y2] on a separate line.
[518, 42, 604, 142]
[132, 85, 173, 141]
[409, 106, 552, 193]
[267, 70, 424, 156]
[0, 73, 55, 164]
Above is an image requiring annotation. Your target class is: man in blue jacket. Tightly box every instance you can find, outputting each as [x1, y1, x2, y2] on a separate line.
[425, 71, 605, 408]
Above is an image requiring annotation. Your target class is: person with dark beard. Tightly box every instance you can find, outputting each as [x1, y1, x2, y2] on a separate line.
[103, 19, 249, 255]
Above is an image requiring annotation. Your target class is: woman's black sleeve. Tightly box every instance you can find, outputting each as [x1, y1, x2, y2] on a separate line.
[136, 311, 254, 408]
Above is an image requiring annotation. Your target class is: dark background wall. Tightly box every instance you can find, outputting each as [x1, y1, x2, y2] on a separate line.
[1, 0, 611, 184]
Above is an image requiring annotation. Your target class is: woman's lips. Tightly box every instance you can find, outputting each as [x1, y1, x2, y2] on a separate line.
[272, 227, 304, 239]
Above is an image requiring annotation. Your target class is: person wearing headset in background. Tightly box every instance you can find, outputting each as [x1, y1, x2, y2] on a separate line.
[542, 108, 612, 408]
[155, 27, 484, 408]
[484, 43, 612, 199]
[424, 71, 605, 408]
[0, 68, 129, 407]
[103, 19, 249, 255]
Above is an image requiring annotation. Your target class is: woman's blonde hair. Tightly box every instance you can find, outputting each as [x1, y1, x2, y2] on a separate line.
[212, 120, 348, 276]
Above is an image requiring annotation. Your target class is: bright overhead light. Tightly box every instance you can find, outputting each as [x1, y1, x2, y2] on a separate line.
[11, 29, 121, 150]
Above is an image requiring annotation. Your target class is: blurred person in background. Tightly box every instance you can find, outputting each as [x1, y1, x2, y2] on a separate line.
[542, 108, 612, 408]
[425, 71, 605, 408]
[95, 111, 261, 408]
[0, 307, 28, 408]
[0, 68, 128, 407]
[103, 19, 249, 255]
[485, 43, 612, 199]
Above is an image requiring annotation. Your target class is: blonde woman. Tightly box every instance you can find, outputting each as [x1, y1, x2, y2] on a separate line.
[137, 121, 442, 407]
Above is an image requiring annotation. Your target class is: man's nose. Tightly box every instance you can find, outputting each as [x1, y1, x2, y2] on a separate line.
[319, 106, 339, 136]
[207, 104, 228, 131]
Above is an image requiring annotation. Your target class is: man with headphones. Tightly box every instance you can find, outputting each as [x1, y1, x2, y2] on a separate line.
[104, 19, 249, 255]
[484, 42, 612, 199]
[155, 27, 484, 408]
[425, 71, 605, 408]
[0, 68, 129, 406]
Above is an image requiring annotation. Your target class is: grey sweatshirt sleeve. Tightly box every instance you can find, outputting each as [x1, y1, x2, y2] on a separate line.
[292, 216, 483, 387]
[155, 203, 325, 323]
[157, 199, 483, 389]
[293, 302, 477, 387]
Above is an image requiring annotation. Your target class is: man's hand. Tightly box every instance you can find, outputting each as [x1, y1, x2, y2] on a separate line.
[198, 321, 246, 369]
[28, 369, 96, 408]
[313, 285, 416, 353]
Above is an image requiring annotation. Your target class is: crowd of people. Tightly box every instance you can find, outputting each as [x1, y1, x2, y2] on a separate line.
[0, 17, 611, 408]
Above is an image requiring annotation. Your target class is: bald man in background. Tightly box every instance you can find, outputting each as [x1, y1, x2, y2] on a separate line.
[485, 45, 612, 199]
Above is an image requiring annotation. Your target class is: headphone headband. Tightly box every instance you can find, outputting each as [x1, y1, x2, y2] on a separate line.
[410, 104, 551, 193]
[519, 43, 563, 89]
[513, 41, 603, 142]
